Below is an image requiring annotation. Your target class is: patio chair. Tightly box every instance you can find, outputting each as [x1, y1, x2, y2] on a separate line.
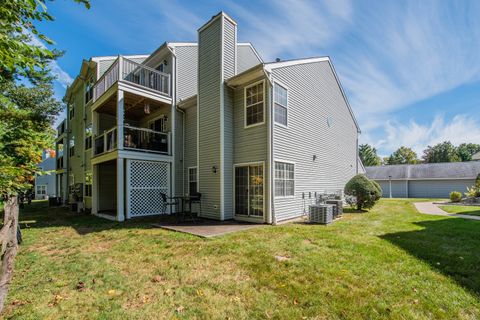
[159, 192, 179, 219]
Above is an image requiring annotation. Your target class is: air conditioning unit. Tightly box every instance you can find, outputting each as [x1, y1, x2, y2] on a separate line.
[326, 200, 343, 218]
[309, 204, 334, 224]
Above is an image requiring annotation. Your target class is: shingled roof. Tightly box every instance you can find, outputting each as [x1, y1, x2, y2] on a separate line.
[365, 161, 480, 180]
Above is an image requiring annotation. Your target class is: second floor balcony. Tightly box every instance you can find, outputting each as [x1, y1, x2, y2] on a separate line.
[93, 56, 171, 105]
[93, 125, 171, 157]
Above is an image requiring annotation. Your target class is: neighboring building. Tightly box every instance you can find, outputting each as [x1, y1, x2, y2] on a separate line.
[473, 151, 480, 161]
[35, 149, 56, 200]
[56, 12, 361, 223]
[366, 162, 480, 198]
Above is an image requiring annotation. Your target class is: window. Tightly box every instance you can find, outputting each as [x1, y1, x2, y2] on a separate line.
[274, 83, 288, 126]
[69, 99, 75, 120]
[156, 63, 165, 73]
[36, 185, 47, 195]
[245, 81, 264, 127]
[188, 167, 197, 195]
[275, 161, 294, 197]
[149, 115, 168, 133]
[85, 171, 92, 197]
[85, 124, 92, 150]
[84, 77, 94, 104]
[69, 136, 75, 157]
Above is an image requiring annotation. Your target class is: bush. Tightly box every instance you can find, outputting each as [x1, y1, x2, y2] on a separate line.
[465, 186, 480, 198]
[450, 191, 462, 202]
[371, 180, 383, 200]
[344, 174, 381, 210]
[476, 173, 480, 188]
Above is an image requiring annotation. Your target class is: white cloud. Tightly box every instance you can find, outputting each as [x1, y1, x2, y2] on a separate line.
[378, 114, 480, 156]
[27, 31, 73, 88]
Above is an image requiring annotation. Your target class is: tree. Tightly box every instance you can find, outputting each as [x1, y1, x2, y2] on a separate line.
[359, 144, 381, 166]
[386, 146, 418, 165]
[344, 174, 381, 210]
[422, 141, 461, 163]
[0, 0, 89, 312]
[456, 143, 480, 162]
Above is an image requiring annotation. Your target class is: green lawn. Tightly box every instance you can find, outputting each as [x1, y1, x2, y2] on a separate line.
[4, 199, 480, 319]
[440, 205, 480, 217]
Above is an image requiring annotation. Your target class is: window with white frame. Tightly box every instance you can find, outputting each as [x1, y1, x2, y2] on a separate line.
[245, 81, 264, 127]
[36, 185, 47, 195]
[274, 83, 288, 126]
[275, 161, 294, 197]
[188, 167, 197, 195]
[85, 171, 92, 197]
[84, 77, 94, 104]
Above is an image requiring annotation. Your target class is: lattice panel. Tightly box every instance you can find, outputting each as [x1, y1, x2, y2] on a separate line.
[126, 160, 170, 218]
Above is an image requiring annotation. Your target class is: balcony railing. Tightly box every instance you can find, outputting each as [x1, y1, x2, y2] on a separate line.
[124, 125, 170, 154]
[93, 57, 171, 103]
[93, 126, 170, 156]
[94, 127, 117, 156]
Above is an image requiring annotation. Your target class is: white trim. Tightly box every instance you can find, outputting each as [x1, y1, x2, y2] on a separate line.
[244, 79, 266, 129]
[273, 80, 289, 128]
[198, 11, 237, 33]
[220, 15, 225, 220]
[267, 80, 274, 224]
[273, 159, 295, 198]
[233, 161, 266, 221]
[264, 57, 330, 71]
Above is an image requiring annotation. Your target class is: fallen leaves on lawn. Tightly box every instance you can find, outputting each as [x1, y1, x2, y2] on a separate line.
[275, 255, 291, 262]
[175, 305, 185, 313]
[48, 294, 64, 307]
[76, 281, 86, 291]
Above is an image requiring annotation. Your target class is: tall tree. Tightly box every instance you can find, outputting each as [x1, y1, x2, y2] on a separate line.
[456, 143, 480, 162]
[0, 0, 89, 312]
[386, 146, 418, 165]
[422, 141, 461, 163]
[359, 144, 381, 166]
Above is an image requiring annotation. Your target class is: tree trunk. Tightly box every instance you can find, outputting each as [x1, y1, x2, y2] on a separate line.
[0, 196, 19, 313]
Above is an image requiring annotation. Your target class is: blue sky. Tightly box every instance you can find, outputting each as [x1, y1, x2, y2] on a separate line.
[38, 0, 480, 157]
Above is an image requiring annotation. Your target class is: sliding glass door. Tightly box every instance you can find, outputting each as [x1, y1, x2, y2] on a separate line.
[235, 163, 264, 218]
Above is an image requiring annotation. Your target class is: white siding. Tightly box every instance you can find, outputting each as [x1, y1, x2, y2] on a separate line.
[272, 61, 359, 222]
[175, 45, 198, 102]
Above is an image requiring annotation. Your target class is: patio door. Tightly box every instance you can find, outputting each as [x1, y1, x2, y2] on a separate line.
[235, 163, 264, 218]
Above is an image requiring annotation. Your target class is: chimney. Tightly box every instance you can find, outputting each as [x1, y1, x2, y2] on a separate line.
[197, 12, 237, 220]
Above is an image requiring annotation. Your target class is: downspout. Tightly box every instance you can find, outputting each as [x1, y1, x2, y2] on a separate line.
[168, 45, 186, 196]
[265, 69, 276, 225]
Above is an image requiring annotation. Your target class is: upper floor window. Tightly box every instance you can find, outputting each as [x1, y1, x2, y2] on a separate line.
[85, 77, 94, 104]
[244, 80, 265, 127]
[85, 124, 92, 150]
[69, 100, 75, 120]
[274, 83, 288, 126]
[69, 136, 75, 157]
[275, 161, 295, 197]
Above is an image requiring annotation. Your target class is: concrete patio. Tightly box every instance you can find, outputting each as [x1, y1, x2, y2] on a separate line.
[152, 219, 264, 238]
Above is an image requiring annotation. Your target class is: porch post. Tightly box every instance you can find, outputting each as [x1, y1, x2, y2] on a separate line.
[92, 164, 98, 215]
[117, 157, 125, 222]
[117, 89, 124, 151]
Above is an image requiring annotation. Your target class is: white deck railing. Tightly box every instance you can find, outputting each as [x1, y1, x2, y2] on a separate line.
[92, 57, 171, 102]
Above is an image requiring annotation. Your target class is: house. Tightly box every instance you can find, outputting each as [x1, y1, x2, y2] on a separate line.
[55, 12, 361, 223]
[35, 149, 57, 200]
[473, 151, 480, 161]
[366, 162, 480, 198]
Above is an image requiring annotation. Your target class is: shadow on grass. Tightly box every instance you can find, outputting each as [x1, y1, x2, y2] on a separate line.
[18, 201, 176, 235]
[381, 218, 480, 296]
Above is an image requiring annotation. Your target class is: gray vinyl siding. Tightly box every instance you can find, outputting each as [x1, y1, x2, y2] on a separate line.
[174, 109, 183, 196]
[198, 18, 222, 219]
[222, 19, 236, 219]
[237, 44, 262, 74]
[183, 105, 197, 193]
[272, 61, 359, 222]
[232, 77, 269, 220]
[378, 180, 408, 198]
[409, 180, 474, 198]
[175, 46, 198, 102]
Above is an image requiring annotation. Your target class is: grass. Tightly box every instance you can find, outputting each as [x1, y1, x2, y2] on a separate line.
[3, 199, 480, 319]
[440, 205, 480, 217]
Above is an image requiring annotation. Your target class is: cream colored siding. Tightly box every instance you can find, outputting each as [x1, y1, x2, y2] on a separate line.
[175, 46, 198, 102]
[272, 61, 359, 221]
[198, 18, 222, 219]
[183, 105, 197, 193]
[237, 44, 262, 73]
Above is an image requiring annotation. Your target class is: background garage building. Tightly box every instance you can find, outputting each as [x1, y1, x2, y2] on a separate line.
[366, 162, 480, 198]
